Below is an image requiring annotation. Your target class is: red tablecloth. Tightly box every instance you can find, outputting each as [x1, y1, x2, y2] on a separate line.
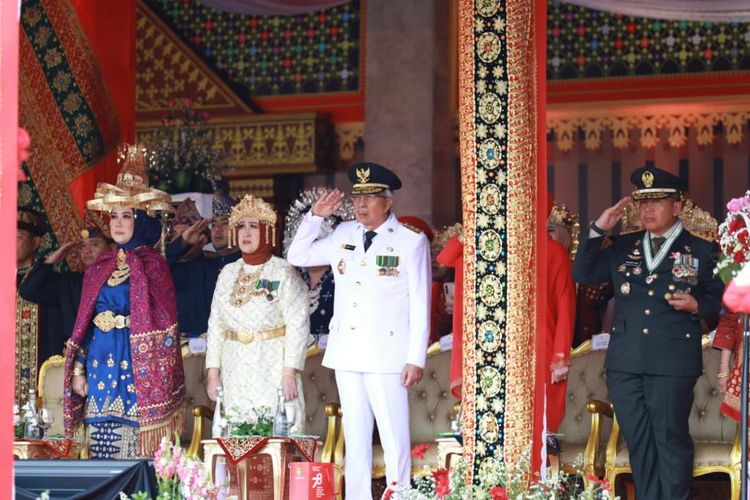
[15, 438, 74, 458]
[216, 436, 317, 465]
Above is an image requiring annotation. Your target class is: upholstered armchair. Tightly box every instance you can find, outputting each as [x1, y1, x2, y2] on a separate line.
[37, 355, 66, 437]
[554, 341, 611, 479]
[589, 339, 741, 499]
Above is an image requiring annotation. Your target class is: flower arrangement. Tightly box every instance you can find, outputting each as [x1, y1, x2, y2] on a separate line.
[145, 98, 227, 194]
[716, 192, 750, 284]
[144, 434, 222, 500]
[384, 449, 616, 500]
[222, 405, 274, 437]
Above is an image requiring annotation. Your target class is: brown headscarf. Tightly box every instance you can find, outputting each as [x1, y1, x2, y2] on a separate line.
[242, 221, 274, 265]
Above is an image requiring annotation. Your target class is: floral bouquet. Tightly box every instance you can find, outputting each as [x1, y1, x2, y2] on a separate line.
[145, 97, 227, 194]
[383, 448, 616, 500]
[149, 434, 222, 500]
[716, 192, 750, 284]
[223, 406, 273, 437]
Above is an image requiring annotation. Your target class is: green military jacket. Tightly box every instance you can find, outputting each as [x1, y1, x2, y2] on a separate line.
[573, 226, 723, 376]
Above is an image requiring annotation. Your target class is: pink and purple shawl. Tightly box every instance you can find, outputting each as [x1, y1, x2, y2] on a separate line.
[63, 245, 186, 455]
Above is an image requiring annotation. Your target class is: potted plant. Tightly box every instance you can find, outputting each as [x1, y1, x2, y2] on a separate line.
[146, 98, 227, 194]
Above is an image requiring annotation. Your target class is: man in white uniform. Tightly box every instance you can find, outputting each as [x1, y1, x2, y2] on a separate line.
[288, 162, 431, 498]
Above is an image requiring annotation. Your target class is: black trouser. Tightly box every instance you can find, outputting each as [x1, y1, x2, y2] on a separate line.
[607, 370, 697, 500]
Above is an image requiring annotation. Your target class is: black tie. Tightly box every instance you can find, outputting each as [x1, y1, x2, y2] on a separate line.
[364, 231, 377, 252]
[651, 236, 666, 254]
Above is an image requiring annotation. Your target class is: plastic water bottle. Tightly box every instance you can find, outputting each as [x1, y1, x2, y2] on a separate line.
[24, 389, 40, 439]
[212, 386, 224, 438]
[272, 386, 289, 437]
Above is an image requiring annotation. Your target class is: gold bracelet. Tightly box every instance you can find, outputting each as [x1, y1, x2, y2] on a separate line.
[282, 373, 296, 379]
[282, 368, 297, 375]
[717, 372, 730, 378]
[72, 368, 86, 377]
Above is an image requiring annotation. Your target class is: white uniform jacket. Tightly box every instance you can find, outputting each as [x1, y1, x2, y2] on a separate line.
[287, 211, 431, 373]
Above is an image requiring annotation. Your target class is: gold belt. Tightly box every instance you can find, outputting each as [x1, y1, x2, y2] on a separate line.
[225, 326, 286, 344]
[93, 311, 130, 332]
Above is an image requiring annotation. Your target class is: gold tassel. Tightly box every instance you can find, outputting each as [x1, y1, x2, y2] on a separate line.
[139, 410, 185, 456]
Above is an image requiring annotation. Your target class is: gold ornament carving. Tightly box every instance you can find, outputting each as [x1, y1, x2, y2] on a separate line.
[548, 100, 750, 152]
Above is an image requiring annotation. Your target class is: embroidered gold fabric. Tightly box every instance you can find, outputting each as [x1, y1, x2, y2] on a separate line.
[107, 249, 131, 287]
[229, 263, 265, 307]
[15, 293, 39, 404]
[206, 257, 310, 421]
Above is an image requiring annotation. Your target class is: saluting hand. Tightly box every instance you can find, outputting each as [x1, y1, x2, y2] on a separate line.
[594, 196, 631, 232]
[45, 241, 81, 265]
[182, 219, 210, 247]
[312, 190, 344, 218]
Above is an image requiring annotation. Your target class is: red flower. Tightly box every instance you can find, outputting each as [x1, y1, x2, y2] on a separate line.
[739, 231, 749, 245]
[730, 217, 745, 233]
[433, 468, 450, 498]
[733, 251, 745, 264]
[411, 443, 430, 460]
[490, 486, 509, 500]
[586, 473, 603, 484]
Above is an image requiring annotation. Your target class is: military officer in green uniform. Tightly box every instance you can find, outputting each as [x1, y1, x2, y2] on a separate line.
[573, 166, 724, 500]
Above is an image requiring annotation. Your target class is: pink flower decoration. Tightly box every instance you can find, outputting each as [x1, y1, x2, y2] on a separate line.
[727, 197, 744, 213]
[724, 277, 750, 314]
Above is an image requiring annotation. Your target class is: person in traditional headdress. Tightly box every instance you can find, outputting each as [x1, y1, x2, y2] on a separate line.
[283, 187, 355, 344]
[15, 208, 64, 404]
[170, 190, 241, 337]
[19, 212, 113, 357]
[205, 194, 310, 431]
[63, 144, 186, 459]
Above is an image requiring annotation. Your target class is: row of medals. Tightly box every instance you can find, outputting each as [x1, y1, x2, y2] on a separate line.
[337, 258, 400, 276]
[618, 246, 695, 299]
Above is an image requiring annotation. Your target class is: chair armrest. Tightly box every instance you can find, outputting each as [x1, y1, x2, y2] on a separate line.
[187, 404, 213, 460]
[321, 402, 341, 463]
[583, 399, 614, 479]
[587, 399, 613, 418]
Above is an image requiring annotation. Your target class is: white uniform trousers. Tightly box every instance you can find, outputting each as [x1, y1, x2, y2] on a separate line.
[335, 370, 411, 500]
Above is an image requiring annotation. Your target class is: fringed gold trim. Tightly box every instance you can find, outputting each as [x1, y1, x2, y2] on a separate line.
[457, 0, 478, 484]
[504, 0, 538, 469]
[139, 409, 185, 456]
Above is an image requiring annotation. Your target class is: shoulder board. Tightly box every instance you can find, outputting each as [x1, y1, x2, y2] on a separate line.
[400, 222, 423, 234]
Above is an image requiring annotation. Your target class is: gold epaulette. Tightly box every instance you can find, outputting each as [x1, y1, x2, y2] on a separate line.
[401, 223, 422, 234]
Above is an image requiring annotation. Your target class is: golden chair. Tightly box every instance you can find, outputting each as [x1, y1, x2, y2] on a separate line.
[588, 339, 741, 499]
[552, 340, 611, 480]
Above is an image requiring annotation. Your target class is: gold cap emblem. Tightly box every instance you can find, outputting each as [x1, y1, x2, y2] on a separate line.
[642, 171, 654, 188]
[80, 229, 90, 239]
[356, 167, 371, 184]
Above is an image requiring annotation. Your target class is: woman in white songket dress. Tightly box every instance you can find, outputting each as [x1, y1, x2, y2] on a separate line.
[205, 194, 310, 432]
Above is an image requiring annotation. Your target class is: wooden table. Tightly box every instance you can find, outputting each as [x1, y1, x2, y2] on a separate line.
[203, 437, 317, 500]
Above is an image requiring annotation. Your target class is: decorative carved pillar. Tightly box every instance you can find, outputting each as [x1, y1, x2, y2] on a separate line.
[458, 0, 545, 481]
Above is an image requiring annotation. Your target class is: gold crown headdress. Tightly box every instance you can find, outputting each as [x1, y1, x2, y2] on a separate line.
[548, 204, 580, 259]
[228, 194, 278, 248]
[86, 144, 173, 215]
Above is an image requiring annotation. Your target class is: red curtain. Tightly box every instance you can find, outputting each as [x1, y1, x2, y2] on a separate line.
[69, 0, 136, 214]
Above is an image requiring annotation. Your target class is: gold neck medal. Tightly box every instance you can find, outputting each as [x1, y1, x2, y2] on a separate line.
[230, 264, 264, 308]
[108, 249, 131, 287]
